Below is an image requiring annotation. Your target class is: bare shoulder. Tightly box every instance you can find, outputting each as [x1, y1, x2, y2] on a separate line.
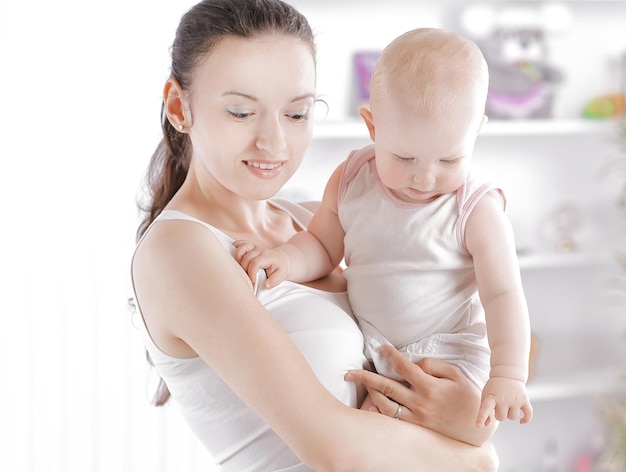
[318, 160, 348, 212]
[467, 190, 507, 227]
[133, 218, 248, 289]
[465, 189, 513, 254]
[132, 218, 255, 355]
[135, 219, 217, 272]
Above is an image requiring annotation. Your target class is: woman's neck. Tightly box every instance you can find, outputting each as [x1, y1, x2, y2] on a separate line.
[168, 181, 297, 247]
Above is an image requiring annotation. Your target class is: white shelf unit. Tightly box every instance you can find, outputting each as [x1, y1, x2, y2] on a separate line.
[290, 1, 626, 468]
[528, 366, 626, 402]
[518, 251, 611, 270]
[312, 118, 617, 139]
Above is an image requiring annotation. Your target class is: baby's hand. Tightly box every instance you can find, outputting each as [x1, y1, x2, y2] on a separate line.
[475, 377, 533, 428]
[232, 240, 290, 289]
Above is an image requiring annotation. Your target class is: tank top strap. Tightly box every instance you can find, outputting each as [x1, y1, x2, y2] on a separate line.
[157, 209, 234, 246]
[269, 198, 313, 229]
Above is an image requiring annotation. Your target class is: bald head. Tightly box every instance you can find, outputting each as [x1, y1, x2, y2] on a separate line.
[370, 28, 489, 122]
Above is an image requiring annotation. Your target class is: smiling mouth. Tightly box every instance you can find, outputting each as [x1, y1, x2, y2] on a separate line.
[244, 161, 282, 170]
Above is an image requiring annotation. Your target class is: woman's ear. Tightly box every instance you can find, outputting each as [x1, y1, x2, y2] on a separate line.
[359, 105, 376, 142]
[164, 78, 189, 131]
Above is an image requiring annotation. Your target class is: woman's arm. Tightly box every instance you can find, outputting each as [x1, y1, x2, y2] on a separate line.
[133, 220, 498, 472]
[345, 345, 498, 447]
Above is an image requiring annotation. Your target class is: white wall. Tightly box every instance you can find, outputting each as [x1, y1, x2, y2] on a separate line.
[0, 0, 218, 470]
[1, 1, 625, 471]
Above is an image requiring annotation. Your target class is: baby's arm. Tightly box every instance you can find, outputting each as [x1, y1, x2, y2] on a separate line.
[234, 230, 331, 288]
[235, 162, 348, 289]
[465, 190, 533, 428]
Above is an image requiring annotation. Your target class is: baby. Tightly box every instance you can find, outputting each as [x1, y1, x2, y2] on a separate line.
[235, 27, 533, 429]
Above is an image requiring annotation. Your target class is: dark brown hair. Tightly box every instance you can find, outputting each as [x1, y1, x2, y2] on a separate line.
[135, 0, 315, 406]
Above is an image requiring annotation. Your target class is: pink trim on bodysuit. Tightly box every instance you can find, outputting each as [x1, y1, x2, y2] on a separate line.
[456, 185, 507, 252]
[337, 145, 376, 207]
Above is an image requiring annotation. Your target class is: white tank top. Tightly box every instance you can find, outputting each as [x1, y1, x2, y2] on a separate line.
[131, 201, 367, 472]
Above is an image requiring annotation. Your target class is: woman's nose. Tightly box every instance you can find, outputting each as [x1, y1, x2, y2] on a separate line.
[256, 116, 287, 155]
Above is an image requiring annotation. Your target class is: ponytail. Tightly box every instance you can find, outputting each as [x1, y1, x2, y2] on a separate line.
[136, 103, 191, 241]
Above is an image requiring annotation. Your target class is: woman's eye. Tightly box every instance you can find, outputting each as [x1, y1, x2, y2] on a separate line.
[287, 110, 310, 122]
[227, 108, 253, 120]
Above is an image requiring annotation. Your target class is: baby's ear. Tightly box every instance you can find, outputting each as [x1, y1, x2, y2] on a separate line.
[359, 105, 376, 142]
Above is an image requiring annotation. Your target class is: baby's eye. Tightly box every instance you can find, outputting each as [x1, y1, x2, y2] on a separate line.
[441, 158, 461, 165]
[394, 154, 413, 163]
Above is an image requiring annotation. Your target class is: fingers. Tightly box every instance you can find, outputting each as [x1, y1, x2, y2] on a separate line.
[376, 345, 427, 385]
[365, 387, 397, 415]
[264, 266, 285, 289]
[416, 356, 465, 382]
[233, 240, 287, 289]
[477, 397, 533, 427]
[344, 368, 404, 400]
[232, 240, 260, 268]
[232, 240, 259, 283]
[506, 406, 521, 422]
[359, 393, 378, 412]
[364, 388, 410, 421]
[520, 402, 534, 424]
[377, 346, 466, 386]
[476, 395, 496, 428]
[232, 239, 253, 256]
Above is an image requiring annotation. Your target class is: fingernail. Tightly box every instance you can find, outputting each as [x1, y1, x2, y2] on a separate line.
[344, 372, 354, 381]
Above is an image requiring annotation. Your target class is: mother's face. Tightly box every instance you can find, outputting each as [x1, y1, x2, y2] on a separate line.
[185, 33, 317, 201]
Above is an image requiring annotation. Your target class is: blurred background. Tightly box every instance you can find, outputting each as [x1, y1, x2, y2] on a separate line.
[1, 0, 625, 470]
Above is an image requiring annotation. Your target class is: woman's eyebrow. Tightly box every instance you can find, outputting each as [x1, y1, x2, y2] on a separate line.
[222, 91, 257, 101]
[222, 91, 315, 103]
[289, 93, 316, 103]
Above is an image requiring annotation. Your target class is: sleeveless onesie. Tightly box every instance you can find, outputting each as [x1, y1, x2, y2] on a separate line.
[338, 144, 506, 388]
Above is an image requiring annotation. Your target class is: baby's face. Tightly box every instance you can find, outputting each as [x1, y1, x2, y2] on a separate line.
[372, 100, 484, 204]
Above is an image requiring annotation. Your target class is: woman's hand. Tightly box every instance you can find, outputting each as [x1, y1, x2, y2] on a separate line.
[345, 345, 497, 446]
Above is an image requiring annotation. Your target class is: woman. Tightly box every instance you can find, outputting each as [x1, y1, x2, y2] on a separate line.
[131, 0, 498, 470]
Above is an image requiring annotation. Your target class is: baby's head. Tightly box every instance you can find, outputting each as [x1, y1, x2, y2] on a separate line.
[369, 28, 488, 128]
[361, 29, 490, 204]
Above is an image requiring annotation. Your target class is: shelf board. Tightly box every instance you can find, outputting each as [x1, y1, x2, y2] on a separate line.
[480, 119, 614, 137]
[312, 118, 617, 140]
[518, 251, 610, 270]
[528, 366, 626, 402]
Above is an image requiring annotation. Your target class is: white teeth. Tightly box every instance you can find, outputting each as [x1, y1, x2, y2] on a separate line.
[247, 161, 280, 170]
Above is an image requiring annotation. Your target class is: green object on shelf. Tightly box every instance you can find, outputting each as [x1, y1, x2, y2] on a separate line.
[582, 93, 625, 119]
